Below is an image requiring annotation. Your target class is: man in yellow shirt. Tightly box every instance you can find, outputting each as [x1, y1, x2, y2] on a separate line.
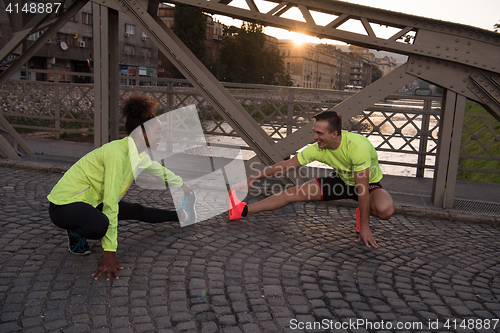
[229, 111, 394, 248]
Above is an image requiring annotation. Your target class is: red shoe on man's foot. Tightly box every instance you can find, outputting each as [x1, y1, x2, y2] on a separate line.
[228, 189, 247, 220]
[355, 207, 361, 233]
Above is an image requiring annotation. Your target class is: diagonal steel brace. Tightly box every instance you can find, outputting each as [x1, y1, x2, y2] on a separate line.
[113, 0, 307, 184]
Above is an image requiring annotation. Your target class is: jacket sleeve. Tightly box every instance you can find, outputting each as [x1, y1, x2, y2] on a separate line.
[142, 156, 184, 188]
[100, 151, 126, 252]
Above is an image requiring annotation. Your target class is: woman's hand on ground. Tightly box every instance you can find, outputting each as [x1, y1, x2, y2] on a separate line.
[93, 251, 123, 281]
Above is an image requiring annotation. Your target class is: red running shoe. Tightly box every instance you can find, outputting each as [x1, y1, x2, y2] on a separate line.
[355, 207, 361, 233]
[228, 189, 247, 220]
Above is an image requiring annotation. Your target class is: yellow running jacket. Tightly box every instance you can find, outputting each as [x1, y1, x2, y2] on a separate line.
[47, 136, 183, 252]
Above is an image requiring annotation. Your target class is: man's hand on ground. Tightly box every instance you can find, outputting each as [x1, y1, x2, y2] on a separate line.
[93, 251, 123, 281]
[356, 227, 379, 248]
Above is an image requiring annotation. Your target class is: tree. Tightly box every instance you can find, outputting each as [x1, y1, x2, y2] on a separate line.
[173, 5, 209, 68]
[371, 64, 383, 83]
[495, 21, 500, 32]
[265, 47, 293, 86]
[219, 23, 292, 86]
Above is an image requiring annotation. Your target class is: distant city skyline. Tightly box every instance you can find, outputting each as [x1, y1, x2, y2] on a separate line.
[213, 0, 499, 45]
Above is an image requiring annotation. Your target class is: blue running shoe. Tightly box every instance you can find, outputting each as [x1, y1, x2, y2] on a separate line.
[177, 191, 197, 225]
[67, 229, 91, 255]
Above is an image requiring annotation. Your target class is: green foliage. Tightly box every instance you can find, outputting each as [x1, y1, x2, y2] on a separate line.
[456, 103, 500, 183]
[173, 5, 209, 75]
[371, 64, 382, 83]
[219, 23, 292, 86]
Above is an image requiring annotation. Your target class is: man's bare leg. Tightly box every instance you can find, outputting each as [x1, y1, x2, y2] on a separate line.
[247, 179, 322, 216]
[369, 188, 394, 220]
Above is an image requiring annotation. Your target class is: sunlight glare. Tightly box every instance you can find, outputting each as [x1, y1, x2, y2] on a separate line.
[291, 32, 309, 45]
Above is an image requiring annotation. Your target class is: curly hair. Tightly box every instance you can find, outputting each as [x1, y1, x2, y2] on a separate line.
[122, 94, 157, 135]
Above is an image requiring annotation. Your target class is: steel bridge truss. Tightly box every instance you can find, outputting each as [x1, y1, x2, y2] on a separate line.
[0, 0, 499, 207]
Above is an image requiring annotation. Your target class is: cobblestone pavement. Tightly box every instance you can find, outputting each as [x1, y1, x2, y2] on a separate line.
[1, 167, 500, 333]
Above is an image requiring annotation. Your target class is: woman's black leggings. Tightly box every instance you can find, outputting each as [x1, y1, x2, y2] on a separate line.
[49, 201, 178, 239]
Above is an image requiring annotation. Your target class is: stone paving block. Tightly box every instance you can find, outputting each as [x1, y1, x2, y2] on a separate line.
[201, 321, 218, 333]
[154, 316, 172, 329]
[196, 311, 216, 322]
[176, 321, 196, 331]
[2, 168, 500, 332]
[170, 311, 193, 322]
[218, 314, 237, 326]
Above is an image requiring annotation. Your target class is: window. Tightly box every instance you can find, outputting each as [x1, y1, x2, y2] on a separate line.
[69, 14, 77, 22]
[82, 12, 92, 25]
[124, 45, 135, 55]
[125, 24, 136, 35]
[82, 37, 92, 48]
[57, 33, 77, 47]
[142, 48, 152, 58]
[286, 63, 291, 70]
[27, 30, 42, 41]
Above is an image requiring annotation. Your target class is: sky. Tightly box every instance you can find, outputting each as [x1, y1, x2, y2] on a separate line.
[213, 0, 500, 45]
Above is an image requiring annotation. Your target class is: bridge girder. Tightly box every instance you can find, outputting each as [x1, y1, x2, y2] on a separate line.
[166, 0, 499, 73]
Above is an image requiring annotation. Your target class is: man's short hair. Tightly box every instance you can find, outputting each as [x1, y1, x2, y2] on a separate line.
[312, 111, 342, 134]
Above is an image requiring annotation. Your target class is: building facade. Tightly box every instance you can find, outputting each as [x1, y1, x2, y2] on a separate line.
[279, 42, 336, 89]
[119, 8, 159, 85]
[374, 55, 398, 76]
[0, 3, 159, 84]
[349, 54, 373, 89]
[279, 42, 360, 90]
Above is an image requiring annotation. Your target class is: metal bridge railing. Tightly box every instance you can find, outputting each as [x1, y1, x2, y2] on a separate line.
[1, 75, 499, 180]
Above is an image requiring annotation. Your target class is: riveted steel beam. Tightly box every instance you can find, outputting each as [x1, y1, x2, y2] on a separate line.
[0, 12, 52, 64]
[413, 30, 498, 75]
[406, 55, 481, 100]
[166, 0, 500, 75]
[92, 3, 121, 147]
[468, 71, 500, 122]
[0, 116, 34, 159]
[406, 55, 500, 122]
[432, 90, 466, 208]
[111, 0, 306, 185]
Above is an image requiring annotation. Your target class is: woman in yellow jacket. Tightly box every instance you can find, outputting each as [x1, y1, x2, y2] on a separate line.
[47, 94, 195, 281]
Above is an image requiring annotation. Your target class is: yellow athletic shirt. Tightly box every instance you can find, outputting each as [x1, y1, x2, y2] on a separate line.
[297, 132, 383, 186]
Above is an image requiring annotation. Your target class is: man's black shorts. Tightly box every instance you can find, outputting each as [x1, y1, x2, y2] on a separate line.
[315, 172, 383, 201]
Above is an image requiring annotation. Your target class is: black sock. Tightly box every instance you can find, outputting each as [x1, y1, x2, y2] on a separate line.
[242, 205, 248, 217]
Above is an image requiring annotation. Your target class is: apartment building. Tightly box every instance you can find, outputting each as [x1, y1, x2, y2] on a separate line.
[349, 54, 373, 88]
[0, 2, 159, 83]
[279, 42, 334, 89]
[374, 55, 398, 76]
[280, 42, 360, 90]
